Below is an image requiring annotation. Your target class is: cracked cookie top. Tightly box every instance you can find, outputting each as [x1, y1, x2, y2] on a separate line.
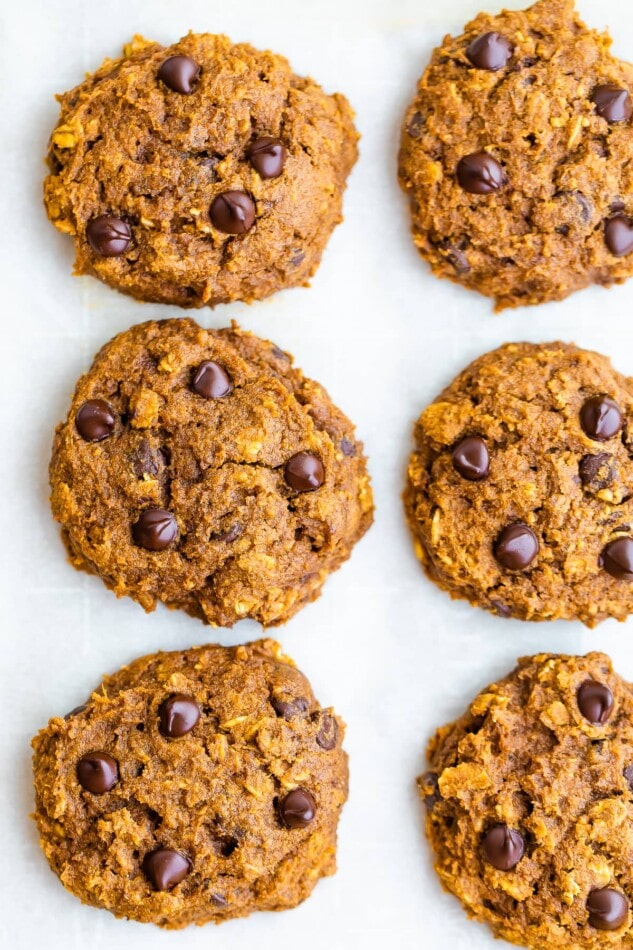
[49, 318, 373, 627]
[32, 639, 348, 928]
[398, 0, 633, 310]
[422, 652, 633, 948]
[405, 341, 633, 625]
[44, 33, 358, 308]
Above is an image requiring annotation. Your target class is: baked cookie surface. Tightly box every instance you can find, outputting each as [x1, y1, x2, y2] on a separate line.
[421, 653, 633, 948]
[399, 0, 633, 310]
[405, 341, 633, 626]
[50, 318, 373, 627]
[32, 639, 347, 928]
[45, 34, 358, 307]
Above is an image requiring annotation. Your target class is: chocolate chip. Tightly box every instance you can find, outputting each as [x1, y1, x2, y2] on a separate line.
[601, 537, 633, 580]
[490, 600, 512, 618]
[284, 452, 324, 492]
[191, 360, 232, 399]
[466, 32, 513, 71]
[579, 453, 616, 491]
[159, 694, 200, 738]
[76, 751, 119, 794]
[407, 111, 424, 139]
[457, 152, 507, 194]
[132, 508, 178, 551]
[248, 137, 286, 178]
[314, 711, 339, 750]
[131, 438, 161, 478]
[482, 824, 525, 870]
[624, 764, 633, 790]
[580, 395, 623, 441]
[209, 524, 242, 544]
[605, 215, 633, 257]
[494, 523, 539, 570]
[340, 437, 356, 457]
[592, 84, 632, 123]
[271, 696, 309, 720]
[210, 191, 256, 234]
[587, 888, 629, 931]
[452, 436, 490, 481]
[211, 893, 228, 907]
[142, 848, 192, 891]
[86, 215, 132, 257]
[158, 55, 200, 94]
[75, 399, 116, 442]
[419, 771, 441, 811]
[577, 680, 614, 724]
[445, 246, 471, 274]
[65, 703, 87, 720]
[278, 788, 316, 828]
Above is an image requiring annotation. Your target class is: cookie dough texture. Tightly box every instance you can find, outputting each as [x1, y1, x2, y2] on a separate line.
[44, 33, 358, 307]
[32, 640, 348, 928]
[398, 0, 633, 310]
[405, 341, 633, 626]
[422, 652, 633, 948]
[50, 319, 373, 627]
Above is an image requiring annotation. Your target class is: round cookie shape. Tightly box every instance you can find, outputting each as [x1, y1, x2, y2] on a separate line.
[49, 318, 373, 628]
[399, 0, 633, 310]
[421, 652, 633, 948]
[404, 342, 633, 626]
[32, 640, 348, 928]
[44, 33, 359, 308]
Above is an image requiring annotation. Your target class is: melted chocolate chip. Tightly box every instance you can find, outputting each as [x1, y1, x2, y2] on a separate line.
[420, 771, 441, 811]
[86, 215, 132, 257]
[605, 215, 633, 257]
[278, 788, 316, 828]
[494, 523, 539, 570]
[75, 399, 116, 442]
[158, 55, 200, 94]
[577, 680, 614, 724]
[407, 111, 424, 139]
[340, 437, 356, 457]
[482, 824, 525, 870]
[579, 453, 616, 491]
[131, 438, 161, 478]
[452, 436, 490, 481]
[457, 152, 507, 194]
[142, 848, 192, 891]
[248, 137, 286, 178]
[284, 452, 324, 492]
[587, 888, 629, 931]
[209, 524, 242, 544]
[132, 508, 178, 551]
[445, 246, 471, 274]
[271, 696, 309, 720]
[191, 360, 232, 399]
[159, 694, 200, 738]
[602, 537, 633, 580]
[624, 764, 633, 790]
[466, 32, 513, 71]
[580, 395, 623, 441]
[210, 191, 255, 234]
[76, 751, 119, 794]
[592, 84, 633, 123]
[314, 711, 339, 750]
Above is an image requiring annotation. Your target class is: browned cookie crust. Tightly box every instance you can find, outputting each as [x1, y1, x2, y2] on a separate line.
[405, 342, 633, 626]
[50, 319, 373, 627]
[32, 639, 347, 928]
[422, 653, 633, 948]
[399, 0, 633, 310]
[44, 34, 358, 308]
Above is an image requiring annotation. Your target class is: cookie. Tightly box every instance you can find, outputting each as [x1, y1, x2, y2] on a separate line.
[50, 318, 373, 627]
[404, 341, 633, 626]
[398, 0, 633, 310]
[32, 639, 347, 928]
[421, 652, 633, 948]
[44, 33, 358, 307]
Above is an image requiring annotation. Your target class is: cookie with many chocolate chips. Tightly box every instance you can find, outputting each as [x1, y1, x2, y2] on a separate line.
[421, 653, 633, 948]
[405, 342, 633, 626]
[399, 0, 633, 310]
[49, 318, 373, 627]
[44, 33, 358, 307]
[32, 640, 347, 928]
